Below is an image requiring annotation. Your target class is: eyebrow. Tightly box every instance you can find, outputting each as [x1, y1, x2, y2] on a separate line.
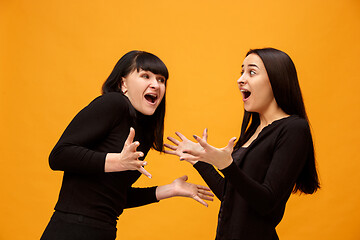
[241, 63, 260, 69]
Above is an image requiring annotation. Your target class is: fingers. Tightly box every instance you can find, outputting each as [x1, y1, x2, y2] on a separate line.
[202, 128, 208, 141]
[179, 154, 199, 162]
[193, 135, 209, 149]
[137, 164, 152, 179]
[195, 184, 211, 191]
[181, 147, 201, 157]
[164, 143, 177, 151]
[166, 136, 180, 145]
[137, 151, 144, 158]
[164, 149, 177, 156]
[197, 188, 214, 197]
[198, 192, 214, 201]
[128, 141, 140, 152]
[124, 127, 135, 146]
[192, 195, 208, 207]
[175, 131, 187, 141]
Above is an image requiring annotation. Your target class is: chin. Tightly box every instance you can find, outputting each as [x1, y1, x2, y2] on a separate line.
[140, 108, 156, 116]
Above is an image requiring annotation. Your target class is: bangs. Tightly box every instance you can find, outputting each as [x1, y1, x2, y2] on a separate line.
[134, 52, 169, 81]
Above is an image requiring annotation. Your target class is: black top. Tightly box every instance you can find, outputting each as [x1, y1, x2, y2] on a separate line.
[194, 115, 312, 240]
[49, 92, 158, 226]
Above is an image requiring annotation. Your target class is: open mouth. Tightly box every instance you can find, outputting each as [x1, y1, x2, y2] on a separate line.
[144, 93, 158, 104]
[240, 89, 251, 100]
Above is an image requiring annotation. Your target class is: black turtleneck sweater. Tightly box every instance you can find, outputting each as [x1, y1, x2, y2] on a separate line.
[49, 92, 158, 226]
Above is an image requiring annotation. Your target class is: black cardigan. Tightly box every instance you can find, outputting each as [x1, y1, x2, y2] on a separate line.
[194, 115, 313, 239]
[49, 92, 158, 225]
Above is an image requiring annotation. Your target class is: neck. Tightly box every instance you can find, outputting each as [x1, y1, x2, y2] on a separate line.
[258, 102, 289, 129]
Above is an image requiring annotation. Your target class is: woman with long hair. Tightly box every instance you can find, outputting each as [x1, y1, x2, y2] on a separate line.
[41, 50, 213, 240]
[165, 48, 320, 239]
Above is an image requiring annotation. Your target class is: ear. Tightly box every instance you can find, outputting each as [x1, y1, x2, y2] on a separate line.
[121, 77, 128, 94]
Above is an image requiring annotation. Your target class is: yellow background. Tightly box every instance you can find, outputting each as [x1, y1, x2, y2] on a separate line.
[1, 0, 359, 239]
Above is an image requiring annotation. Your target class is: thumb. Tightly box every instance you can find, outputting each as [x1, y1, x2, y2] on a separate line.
[179, 175, 188, 182]
[226, 137, 237, 151]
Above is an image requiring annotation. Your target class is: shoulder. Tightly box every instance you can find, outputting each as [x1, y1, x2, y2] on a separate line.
[93, 92, 129, 105]
[278, 115, 312, 139]
[282, 115, 309, 130]
[89, 92, 131, 111]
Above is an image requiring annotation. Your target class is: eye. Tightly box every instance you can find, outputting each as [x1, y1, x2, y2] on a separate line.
[250, 70, 256, 76]
[240, 70, 244, 75]
[157, 77, 165, 83]
[141, 74, 150, 79]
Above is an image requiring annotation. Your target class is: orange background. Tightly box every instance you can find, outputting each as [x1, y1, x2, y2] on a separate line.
[1, 0, 360, 239]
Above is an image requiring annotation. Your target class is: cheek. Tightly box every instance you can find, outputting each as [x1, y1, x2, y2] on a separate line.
[159, 86, 166, 99]
[260, 85, 275, 103]
[258, 78, 273, 95]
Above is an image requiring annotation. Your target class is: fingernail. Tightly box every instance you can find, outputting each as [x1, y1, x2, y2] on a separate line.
[148, 175, 152, 179]
[180, 157, 184, 161]
[193, 135, 197, 139]
[183, 151, 188, 154]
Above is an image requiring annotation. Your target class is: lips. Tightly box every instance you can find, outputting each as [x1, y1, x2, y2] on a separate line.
[240, 89, 251, 101]
[144, 93, 158, 104]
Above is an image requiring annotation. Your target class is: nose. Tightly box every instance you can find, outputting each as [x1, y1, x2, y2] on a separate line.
[149, 77, 160, 89]
[237, 75, 246, 86]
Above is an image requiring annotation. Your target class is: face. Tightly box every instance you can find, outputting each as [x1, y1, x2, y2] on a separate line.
[121, 69, 166, 115]
[237, 53, 276, 114]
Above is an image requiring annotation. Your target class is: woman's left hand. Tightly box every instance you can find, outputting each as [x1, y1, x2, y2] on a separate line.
[156, 175, 214, 207]
[182, 134, 237, 170]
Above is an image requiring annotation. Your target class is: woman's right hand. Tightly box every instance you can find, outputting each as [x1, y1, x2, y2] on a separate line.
[104, 127, 152, 178]
[164, 128, 208, 165]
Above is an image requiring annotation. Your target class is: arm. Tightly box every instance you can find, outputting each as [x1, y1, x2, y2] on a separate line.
[49, 94, 150, 177]
[125, 186, 159, 208]
[125, 176, 214, 208]
[49, 94, 123, 173]
[193, 161, 226, 200]
[184, 119, 311, 215]
[165, 129, 226, 200]
[220, 120, 311, 215]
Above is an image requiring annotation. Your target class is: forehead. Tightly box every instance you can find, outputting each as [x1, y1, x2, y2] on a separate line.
[242, 53, 265, 68]
[138, 69, 166, 78]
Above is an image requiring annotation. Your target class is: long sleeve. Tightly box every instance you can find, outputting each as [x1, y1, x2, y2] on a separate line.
[194, 161, 226, 200]
[220, 118, 311, 215]
[125, 187, 159, 208]
[49, 93, 129, 173]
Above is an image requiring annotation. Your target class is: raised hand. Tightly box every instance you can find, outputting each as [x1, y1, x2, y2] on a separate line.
[181, 132, 237, 170]
[164, 129, 208, 165]
[105, 127, 152, 178]
[156, 175, 214, 207]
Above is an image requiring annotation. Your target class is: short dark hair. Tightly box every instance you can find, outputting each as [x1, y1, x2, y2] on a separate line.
[102, 51, 169, 152]
[235, 48, 320, 194]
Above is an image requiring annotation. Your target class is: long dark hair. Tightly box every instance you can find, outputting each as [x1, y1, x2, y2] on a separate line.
[235, 48, 320, 194]
[102, 50, 168, 152]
